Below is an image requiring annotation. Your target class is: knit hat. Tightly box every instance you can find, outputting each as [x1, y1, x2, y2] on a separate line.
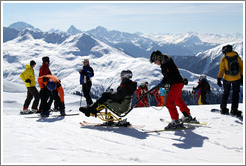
[30, 60, 36, 66]
[42, 56, 50, 63]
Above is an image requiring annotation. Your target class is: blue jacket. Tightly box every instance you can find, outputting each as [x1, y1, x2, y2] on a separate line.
[79, 65, 94, 85]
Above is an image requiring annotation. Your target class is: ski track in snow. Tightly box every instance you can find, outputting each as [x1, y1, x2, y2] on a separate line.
[1, 81, 244, 164]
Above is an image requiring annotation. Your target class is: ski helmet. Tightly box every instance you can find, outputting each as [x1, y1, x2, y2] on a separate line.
[47, 81, 56, 91]
[150, 50, 163, 63]
[222, 45, 233, 54]
[121, 70, 133, 79]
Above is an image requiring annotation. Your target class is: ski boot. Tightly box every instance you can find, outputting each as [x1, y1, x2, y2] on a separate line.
[20, 108, 33, 114]
[230, 109, 242, 118]
[220, 108, 229, 115]
[165, 120, 184, 130]
[116, 119, 131, 127]
[180, 115, 199, 124]
[60, 109, 66, 116]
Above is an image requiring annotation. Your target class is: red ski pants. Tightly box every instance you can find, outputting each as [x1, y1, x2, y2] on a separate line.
[166, 83, 190, 120]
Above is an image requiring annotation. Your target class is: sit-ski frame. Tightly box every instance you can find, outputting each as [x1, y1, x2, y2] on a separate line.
[90, 85, 161, 122]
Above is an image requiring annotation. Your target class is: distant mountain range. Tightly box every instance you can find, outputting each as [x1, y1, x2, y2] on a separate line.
[3, 21, 243, 99]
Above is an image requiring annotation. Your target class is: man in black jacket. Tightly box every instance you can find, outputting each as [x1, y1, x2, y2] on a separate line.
[79, 70, 137, 117]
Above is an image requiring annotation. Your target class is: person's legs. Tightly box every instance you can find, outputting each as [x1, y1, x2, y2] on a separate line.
[166, 84, 180, 120]
[83, 82, 93, 106]
[220, 80, 231, 114]
[23, 87, 33, 109]
[29, 87, 40, 110]
[231, 80, 240, 113]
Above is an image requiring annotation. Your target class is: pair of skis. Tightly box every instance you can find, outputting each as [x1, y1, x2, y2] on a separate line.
[80, 118, 207, 133]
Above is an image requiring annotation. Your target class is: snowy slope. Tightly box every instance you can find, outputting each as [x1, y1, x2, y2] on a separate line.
[2, 80, 244, 164]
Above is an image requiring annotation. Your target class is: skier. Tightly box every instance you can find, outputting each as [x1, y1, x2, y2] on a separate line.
[79, 70, 137, 117]
[150, 50, 195, 129]
[193, 75, 211, 105]
[20, 60, 40, 114]
[38, 74, 65, 117]
[217, 45, 243, 116]
[39, 56, 54, 112]
[135, 82, 149, 107]
[79, 59, 94, 106]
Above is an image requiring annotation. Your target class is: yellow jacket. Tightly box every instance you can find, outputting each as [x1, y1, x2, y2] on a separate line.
[218, 51, 243, 81]
[20, 64, 37, 87]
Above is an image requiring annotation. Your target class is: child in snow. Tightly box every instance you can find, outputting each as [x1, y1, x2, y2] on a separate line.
[79, 70, 137, 117]
[20, 60, 40, 114]
[150, 50, 195, 129]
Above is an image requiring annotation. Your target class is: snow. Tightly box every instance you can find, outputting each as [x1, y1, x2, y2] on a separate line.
[1, 80, 244, 164]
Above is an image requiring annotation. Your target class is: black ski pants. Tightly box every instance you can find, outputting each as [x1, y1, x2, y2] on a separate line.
[51, 90, 65, 110]
[83, 82, 93, 106]
[24, 86, 40, 109]
[39, 87, 53, 113]
[221, 79, 240, 111]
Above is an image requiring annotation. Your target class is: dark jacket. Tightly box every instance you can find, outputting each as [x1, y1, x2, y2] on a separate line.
[79, 64, 94, 85]
[194, 79, 211, 94]
[111, 79, 137, 101]
[161, 58, 183, 85]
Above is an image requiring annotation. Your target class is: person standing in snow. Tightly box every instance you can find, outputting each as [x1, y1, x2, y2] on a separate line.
[39, 56, 52, 77]
[150, 50, 195, 129]
[79, 59, 94, 106]
[193, 75, 211, 105]
[38, 74, 65, 117]
[38, 56, 54, 112]
[217, 45, 243, 116]
[20, 60, 40, 114]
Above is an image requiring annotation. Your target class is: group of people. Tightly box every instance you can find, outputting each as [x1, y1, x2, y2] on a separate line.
[20, 57, 65, 117]
[21, 44, 243, 129]
[135, 82, 169, 107]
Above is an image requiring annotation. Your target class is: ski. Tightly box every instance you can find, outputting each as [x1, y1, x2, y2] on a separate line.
[142, 126, 195, 133]
[25, 113, 79, 118]
[80, 121, 144, 129]
[160, 118, 207, 126]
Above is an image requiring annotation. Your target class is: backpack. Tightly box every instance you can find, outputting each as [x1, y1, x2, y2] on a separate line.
[225, 55, 240, 76]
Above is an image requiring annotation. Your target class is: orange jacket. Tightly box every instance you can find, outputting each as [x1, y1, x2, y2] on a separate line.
[38, 75, 64, 103]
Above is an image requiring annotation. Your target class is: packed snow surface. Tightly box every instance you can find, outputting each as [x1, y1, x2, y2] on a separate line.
[2, 81, 244, 164]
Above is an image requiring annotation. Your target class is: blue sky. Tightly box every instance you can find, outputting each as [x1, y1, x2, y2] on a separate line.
[2, 2, 244, 34]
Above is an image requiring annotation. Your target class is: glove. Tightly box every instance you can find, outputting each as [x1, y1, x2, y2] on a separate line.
[183, 78, 188, 85]
[217, 78, 222, 87]
[25, 79, 31, 83]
